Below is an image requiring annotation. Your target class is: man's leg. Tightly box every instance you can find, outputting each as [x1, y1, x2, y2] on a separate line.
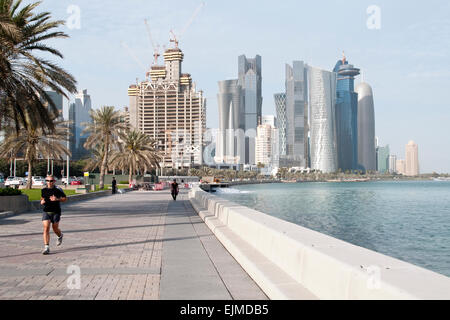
[42, 219, 51, 254]
[52, 221, 62, 238]
[52, 216, 63, 246]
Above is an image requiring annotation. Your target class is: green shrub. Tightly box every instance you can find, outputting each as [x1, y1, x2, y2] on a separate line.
[119, 181, 129, 184]
[0, 188, 22, 196]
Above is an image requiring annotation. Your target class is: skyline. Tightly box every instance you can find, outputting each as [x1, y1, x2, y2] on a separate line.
[26, 0, 450, 173]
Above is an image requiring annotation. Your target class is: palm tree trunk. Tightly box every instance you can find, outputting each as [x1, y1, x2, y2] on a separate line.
[99, 138, 109, 189]
[26, 160, 32, 190]
[129, 164, 133, 186]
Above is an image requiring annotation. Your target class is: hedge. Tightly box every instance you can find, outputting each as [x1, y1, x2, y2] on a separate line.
[0, 188, 22, 196]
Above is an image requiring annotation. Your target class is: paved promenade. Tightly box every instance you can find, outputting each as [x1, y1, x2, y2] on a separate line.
[0, 190, 267, 300]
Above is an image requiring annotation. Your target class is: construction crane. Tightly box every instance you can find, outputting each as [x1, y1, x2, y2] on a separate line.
[169, 2, 205, 48]
[144, 18, 161, 65]
[120, 41, 146, 71]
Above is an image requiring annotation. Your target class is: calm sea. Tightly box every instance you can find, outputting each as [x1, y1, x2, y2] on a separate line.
[215, 180, 450, 277]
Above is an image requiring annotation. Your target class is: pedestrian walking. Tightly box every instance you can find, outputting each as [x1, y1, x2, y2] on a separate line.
[40, 174, 67, 255]
[170, 179, 179, 201]
[112, 176, 117, 194]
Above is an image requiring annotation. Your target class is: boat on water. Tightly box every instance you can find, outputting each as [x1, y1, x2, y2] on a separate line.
[326, 178, 370, 182]
[433, 177, 450, 181]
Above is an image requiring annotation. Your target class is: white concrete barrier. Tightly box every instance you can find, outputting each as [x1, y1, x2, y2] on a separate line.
[189, 187, 450, 300]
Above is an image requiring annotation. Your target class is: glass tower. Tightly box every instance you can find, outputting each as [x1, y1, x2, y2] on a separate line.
[333, 54, 360, 171]
[285, 61, 308, 167]
[238, 55, 262, 164]
[274, 93, 287, 157]
[377, 145, 390, 173]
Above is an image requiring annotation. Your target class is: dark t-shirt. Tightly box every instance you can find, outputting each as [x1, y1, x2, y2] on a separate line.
[171, 182, 179, 194]
[41, 187, 66, 213]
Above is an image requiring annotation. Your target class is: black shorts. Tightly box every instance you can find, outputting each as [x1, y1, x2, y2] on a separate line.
[42, 212, 61, 224]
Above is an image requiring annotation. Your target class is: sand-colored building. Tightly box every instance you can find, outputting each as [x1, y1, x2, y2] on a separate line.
[127, 47, 206, 169]
[405, 140, 419, 176]
[396, 159, 406, 175]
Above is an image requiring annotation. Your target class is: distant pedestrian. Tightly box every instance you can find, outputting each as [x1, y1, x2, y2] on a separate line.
[170, 179, 179, 201]
[112, 177, 117, 194]
[40, 175, 67, 255]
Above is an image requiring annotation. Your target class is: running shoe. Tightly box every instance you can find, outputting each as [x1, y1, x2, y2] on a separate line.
[57, 233, 63, 246]
[42, 247, 50, 255]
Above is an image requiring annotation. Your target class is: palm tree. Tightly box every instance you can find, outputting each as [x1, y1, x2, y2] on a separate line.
[201, 166, 213, 177]
[109, 129, 161, 184]
[82, 106, 127, 189]
[83, 143, 105, 173]
[0, 119, 71, 189]
[0, 0, 77, 132]
[189, 168, 200, 177]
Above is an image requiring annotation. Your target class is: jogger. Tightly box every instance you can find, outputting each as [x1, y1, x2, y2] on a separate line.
[40, 175, 67, 255]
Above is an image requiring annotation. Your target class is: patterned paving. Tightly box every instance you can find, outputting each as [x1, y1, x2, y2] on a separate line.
[0, 190, 267, 300]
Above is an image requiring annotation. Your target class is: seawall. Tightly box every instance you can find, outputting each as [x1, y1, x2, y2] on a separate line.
[189, 186, 450, 300]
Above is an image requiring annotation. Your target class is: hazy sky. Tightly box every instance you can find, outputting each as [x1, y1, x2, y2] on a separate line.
[28, 0, 450, 173]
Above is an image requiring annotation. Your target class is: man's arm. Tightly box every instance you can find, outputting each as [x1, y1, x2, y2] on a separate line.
[58, 189, 67, 203]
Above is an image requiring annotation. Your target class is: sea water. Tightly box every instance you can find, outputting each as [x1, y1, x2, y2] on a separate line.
[215, 180, 450, 277]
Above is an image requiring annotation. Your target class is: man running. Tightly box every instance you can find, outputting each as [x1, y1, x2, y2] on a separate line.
[170, 179, 179, 201]
[40, 174, 67, 255]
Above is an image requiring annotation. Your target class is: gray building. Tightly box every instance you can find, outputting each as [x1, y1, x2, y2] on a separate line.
[355, 82, 376, 172]
[238, 55, 262, 164]
[286, 62, 308, 167]
[45, 91, 64, 120]
[308, 66, 338, 173]
[377, 145, 390, 173]
[215, 79, 245, 165]
[274, 93, 287, 157]
[68, 89, 92, 160]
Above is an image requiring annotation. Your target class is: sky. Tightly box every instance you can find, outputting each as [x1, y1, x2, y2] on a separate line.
[26, 0, 450, 173]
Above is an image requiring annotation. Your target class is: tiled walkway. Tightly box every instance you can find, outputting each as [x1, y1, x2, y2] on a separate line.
[0, 190, 267, 300]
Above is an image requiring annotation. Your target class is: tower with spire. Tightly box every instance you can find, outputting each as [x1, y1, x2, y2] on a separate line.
[333, 52, 360, 171]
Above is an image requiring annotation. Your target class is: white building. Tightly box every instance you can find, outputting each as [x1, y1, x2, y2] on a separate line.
[255, 124, 272, 167]
[389, 155, 397, 173]
[308, 66, 338, 173]
[262, 115, 276, 128]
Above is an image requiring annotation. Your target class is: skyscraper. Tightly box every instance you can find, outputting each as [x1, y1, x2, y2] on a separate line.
[128, 47, 206, 169]
[262, 115, 276, 128]
[355, 82, 376, 172]
[45, 91, 64, 120]
[274, 93, 287, 157]
[377, 145, 390, 173]
[255, 123, 276, 168]
[238, 55, 262, 165]
[215, 79, 244, 165]
[284, 61, 308, 167]
[68, 89, 92, 160]
[308, 66, 338, 173]
[405, 140, 419, 176]
[396, 159, 406, 175]
[389, 154, 397, 173]
[333, 54, 360, 171]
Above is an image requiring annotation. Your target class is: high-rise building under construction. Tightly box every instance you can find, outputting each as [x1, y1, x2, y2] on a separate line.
[127, 47, 206, 169]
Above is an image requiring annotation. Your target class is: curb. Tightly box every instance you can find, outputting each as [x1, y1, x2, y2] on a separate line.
[0, 211, 15, 219]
